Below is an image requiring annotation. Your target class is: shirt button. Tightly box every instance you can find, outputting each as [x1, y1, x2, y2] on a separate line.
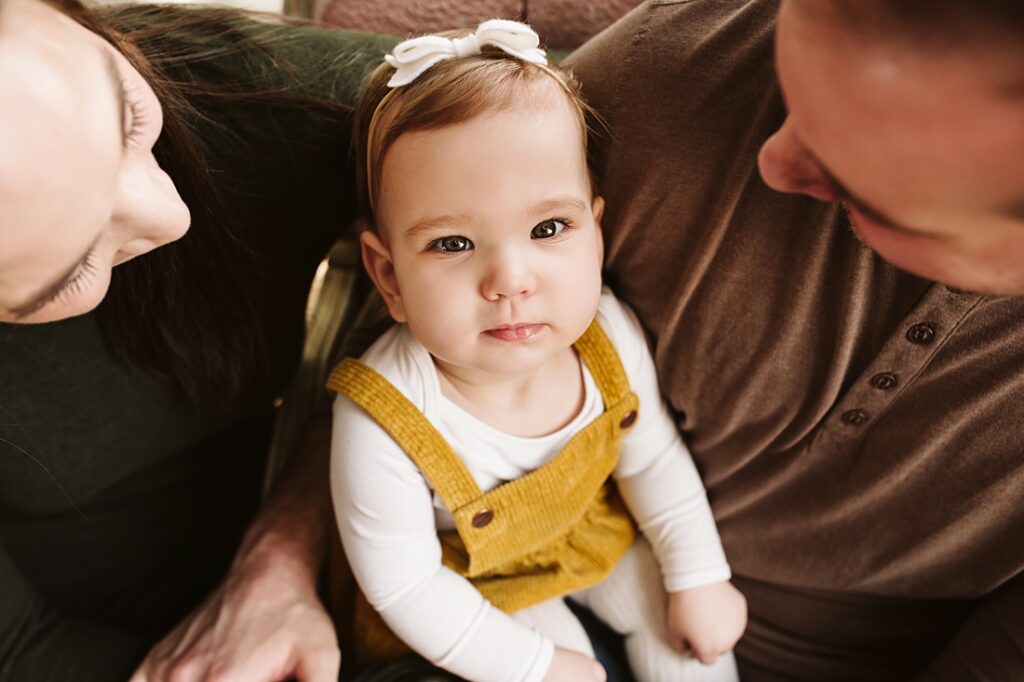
[906, 323, 936, 345]
[619, 410, 637, 429]
[472, 509, 494, 528]
[842, 409, 869, 426]
[870, 372, 899, 390]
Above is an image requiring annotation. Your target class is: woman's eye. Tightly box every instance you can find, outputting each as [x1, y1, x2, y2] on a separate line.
[531, 219, 568, 239]
[122, 81, 149, 150]
[20, 248, 99, 318]
[429, 235, 474, 253]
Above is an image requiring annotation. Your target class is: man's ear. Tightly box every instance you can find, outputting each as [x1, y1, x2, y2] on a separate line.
[591, 195, 606, 269]
[360, 230, 407, 323]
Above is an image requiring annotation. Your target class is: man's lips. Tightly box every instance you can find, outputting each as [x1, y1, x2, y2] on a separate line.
[483, 323, 546, 341]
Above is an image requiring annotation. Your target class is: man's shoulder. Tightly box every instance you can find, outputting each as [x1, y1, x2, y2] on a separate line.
[566, 0, 781, 180]
[566, 0, 779, 89]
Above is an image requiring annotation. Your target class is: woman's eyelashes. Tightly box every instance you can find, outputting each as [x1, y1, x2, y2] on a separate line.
[425, 218, 575, 253]
[122, 80, 149, 149]
[33, 248, 99, 314]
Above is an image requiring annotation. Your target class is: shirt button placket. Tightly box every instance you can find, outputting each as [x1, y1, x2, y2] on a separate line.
[842, 409, 870, 426]
[906, 323, 936, 345]
[870, 372, 899, 390]
[817, 285, 983, 450]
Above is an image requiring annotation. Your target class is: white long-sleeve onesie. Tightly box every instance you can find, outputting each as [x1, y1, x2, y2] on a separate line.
[330, 291, 730, 682]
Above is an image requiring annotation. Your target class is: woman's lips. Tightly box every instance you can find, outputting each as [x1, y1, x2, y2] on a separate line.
[483, 323, 545, 341]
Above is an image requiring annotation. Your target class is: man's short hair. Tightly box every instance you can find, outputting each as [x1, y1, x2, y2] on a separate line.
[826, 0, 1024, 51]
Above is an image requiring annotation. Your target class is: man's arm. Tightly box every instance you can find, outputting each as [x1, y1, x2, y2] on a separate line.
[916, 572, 1024, 682]
[130, 413, 340, 682]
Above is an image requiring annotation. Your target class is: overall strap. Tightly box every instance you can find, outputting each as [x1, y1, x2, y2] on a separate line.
[327, 358, 484, 512]
[452, 319, 639, 576]
[573, 319, 632, 407]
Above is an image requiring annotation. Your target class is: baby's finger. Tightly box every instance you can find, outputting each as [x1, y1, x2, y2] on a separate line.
[687, 640, 722, 665]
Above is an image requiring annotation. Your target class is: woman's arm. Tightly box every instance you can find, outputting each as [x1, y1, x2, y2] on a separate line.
[130, 414, 340, 682]
[0, 541, 150, 681]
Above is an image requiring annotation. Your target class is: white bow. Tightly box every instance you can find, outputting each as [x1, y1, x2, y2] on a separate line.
[385, 19, 548, 88]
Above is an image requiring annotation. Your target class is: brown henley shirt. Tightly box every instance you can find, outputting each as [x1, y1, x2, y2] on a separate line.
[566, 1, 1024, 679]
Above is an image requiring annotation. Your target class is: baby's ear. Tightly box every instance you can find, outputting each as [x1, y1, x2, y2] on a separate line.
[360, 231, 407, 323]
[591, 195, 605, 226]
[591, 195, 606, 268]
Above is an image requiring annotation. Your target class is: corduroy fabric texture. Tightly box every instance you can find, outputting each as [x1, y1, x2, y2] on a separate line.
[327, 319, 639, 662]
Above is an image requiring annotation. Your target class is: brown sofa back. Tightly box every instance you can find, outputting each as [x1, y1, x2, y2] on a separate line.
[316, 0, 644, 50]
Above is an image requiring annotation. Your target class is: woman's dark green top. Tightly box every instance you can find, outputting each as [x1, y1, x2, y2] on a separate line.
[0, 15, 395, 682]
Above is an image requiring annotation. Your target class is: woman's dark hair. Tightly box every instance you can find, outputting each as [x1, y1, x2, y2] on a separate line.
[41, 0, 347, 411]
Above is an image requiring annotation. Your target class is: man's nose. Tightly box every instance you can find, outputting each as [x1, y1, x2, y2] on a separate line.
[758, 116, 839, 203]
[480, 248, 535, 301]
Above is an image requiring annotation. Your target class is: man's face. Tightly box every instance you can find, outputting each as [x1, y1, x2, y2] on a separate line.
[758, 0, 1024, 294]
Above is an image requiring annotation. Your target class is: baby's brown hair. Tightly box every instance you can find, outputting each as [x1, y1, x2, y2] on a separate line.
[353, 26, 604, 232]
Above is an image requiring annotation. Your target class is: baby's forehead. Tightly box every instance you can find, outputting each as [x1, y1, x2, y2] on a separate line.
[427, 76, 587, 145]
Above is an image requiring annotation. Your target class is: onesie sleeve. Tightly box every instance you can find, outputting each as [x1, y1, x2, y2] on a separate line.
[598, 293, 732, 592]
[330, 395, 554, 682]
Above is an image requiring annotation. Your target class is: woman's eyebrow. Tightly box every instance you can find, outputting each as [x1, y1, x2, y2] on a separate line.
[8, 234, 102, 319]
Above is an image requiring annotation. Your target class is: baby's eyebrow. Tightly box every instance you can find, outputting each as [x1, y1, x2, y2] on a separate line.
[401, 197, 590, 239]
[404, 214, 468, 239]
[528, 196, 588, 216]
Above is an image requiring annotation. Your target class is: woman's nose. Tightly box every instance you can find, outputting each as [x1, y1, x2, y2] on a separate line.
[758, 116, 840, 203]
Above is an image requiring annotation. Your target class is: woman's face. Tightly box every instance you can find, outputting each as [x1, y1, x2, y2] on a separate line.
[0, 0, 189, 323]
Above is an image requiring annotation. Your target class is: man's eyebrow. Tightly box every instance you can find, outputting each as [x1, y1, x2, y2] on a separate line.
[7, 234, 102, 319]
[819, 165, 933, 237]
[1003, 196, 1024, 221]
[100, 46, 127, 149]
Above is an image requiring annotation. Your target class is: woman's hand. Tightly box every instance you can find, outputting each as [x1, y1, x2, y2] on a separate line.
[666, 580, 747, 665]
[129, 542, 339, 682]
[541, 647, 606, 682]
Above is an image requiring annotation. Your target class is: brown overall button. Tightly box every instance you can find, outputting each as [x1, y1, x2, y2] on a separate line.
[842, 409, 869, 426]
[472, 509, 494, 528]
[906, 323, 936, 345]
[870, 372, 898, 390]
[619, 410, 637, 429]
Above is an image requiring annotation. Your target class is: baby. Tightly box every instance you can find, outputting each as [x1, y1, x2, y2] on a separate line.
[329, 20, 747, 682]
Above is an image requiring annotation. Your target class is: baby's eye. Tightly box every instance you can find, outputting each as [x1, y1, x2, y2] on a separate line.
[429, 235, 474, 253]
[531, 219, 568, 240]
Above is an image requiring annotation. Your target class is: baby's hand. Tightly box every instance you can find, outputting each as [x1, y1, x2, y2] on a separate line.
[666, 580, 747, 664]
[541, 646, 606, 682]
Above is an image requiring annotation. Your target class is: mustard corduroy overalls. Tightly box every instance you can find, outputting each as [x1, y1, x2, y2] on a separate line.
[327, 319, 639, 662]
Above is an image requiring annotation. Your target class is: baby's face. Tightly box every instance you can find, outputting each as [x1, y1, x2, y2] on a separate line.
[365, 81, 604, 382]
